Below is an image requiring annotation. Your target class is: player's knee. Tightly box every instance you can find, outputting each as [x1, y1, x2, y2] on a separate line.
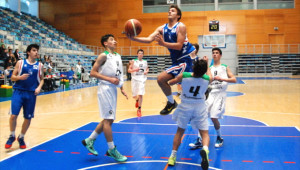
[10, 115, 18, 120]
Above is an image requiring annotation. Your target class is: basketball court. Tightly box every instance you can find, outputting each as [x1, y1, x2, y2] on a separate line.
[0, 77, 299, 169]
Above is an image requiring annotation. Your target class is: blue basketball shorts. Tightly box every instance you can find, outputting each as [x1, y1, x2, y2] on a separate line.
[11, 89, 37, 119]
[165, 59, 193, 77]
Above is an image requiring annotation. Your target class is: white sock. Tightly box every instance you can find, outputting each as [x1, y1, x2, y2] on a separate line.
[19, 133, 25, 138]
[107, 141, 115, 150]
[10, 131, 15, 137]
[203, 146, 209, 151]
[216, 128, 221, 137]
[167, 95, 174, 103]
[170, 150, 177, 157]
[198, 132, 202, 141]
[89, 131, 99, 140]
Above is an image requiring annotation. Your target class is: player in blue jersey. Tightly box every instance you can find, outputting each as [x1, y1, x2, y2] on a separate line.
[5, 44, 44, 149]
[127, 5, 196, 115]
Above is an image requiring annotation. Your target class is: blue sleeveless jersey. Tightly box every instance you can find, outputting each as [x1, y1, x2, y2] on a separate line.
[13, 59, 42, 91]
[162, 22, 195, 64]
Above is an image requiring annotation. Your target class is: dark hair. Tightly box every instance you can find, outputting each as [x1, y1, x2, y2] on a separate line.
[26, 44, 39, 58]
[101, 34, 114, 47]
[137, 49, 144, 54]
[193, 59, 207, 78]
[169, 5, 182, 21]
[212, 47, 222, 55]
[192, 43, 199, 54]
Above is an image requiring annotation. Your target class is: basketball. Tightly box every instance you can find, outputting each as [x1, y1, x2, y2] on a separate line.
[124, 19, 142, 37]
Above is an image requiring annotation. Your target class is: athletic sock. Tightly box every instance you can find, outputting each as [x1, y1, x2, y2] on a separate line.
[89, 131, 99, 140]
[107, 141, 115, 150]
[167, 95, 174, 103]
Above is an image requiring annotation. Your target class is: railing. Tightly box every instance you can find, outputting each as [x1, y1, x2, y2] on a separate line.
[237, 44, 300, 54]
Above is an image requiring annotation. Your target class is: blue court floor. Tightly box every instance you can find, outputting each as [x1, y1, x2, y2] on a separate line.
[1, 115, 299, 170]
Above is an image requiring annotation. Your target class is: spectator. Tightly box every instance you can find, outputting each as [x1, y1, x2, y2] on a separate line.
[4, 63, 13, 85]
[70, 66, 79, 84]
[14, 49, 21, 61]
[8, 49, 16, 66]
[76, 61, 82, 82]
[0, 39, 5, 49]
[45, 66, 58, 90]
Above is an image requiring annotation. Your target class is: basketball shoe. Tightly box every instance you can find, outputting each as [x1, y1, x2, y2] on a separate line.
[17, 136, 26, 149]
[82, 138, 98, 156]
[168, 156, 176, 166]
[189, 137, 203, 149]
[160, 100, 177, 115]
[137, 109, 141, 117]
[5, 135, 16, 149]
[215, 136, 224, 147]
[200, 148, 209, 170]
[106, 146, 127, 162]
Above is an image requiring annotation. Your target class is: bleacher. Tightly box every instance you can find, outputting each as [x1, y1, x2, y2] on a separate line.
[0, 6, 97, 73]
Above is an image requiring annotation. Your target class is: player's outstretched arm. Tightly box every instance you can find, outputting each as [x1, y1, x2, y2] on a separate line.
[127, 26, 163, 44]
[90, 53, 119, 85]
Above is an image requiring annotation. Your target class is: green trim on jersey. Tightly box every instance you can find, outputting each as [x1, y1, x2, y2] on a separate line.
[202, 74, 210, 81]
[182, 72, 210, 81]
[134, 58, 147, 61]
[182, 72, 192, 78]
[210, 64, 227, 68]
[104, 51, 119, 55]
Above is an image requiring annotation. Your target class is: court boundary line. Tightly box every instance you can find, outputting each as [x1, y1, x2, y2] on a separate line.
[77, 160, 222, 170]
[0, 122, 93, 162]
[118, 114, 269, 126]
[117, 122, 299, 129]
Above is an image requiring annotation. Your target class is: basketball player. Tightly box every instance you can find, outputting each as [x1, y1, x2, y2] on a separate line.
[190, 48, 236, 149]
[128, 49, 149, 117]
[5, 44, 44, 149]
[127, 5, 196, 115]
[167, 59, 212, 170]
[81, 34, 128, 162]
[177, 43, 200, 96]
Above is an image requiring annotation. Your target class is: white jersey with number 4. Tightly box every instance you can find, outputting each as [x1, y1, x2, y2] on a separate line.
[181, 72, 210, 103]
[210, 64, 228, 93]
[131, 59, 148, 82]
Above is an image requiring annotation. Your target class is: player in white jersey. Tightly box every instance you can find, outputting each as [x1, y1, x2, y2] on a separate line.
[189, 48, 236, 149]
[128, 49, 149, 117]
[208, 48, 236, 148]
[167, 59, 212, 170]
[81, 34, 128, 162]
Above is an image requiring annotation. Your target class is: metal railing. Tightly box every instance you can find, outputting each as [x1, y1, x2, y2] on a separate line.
[237, 44, 300, 54]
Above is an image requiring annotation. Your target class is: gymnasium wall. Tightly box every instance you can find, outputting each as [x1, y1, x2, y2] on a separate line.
[39, 0, 300, 47]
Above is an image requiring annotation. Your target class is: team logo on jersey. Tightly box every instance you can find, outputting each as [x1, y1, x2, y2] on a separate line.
[171, 28, 176, 33]
[24, 64, 27, 67]
[214, 71, 218, 76]
[33, 65, 38, 69]
[116, 61, 119, 67]
[109, 110, 113, 114]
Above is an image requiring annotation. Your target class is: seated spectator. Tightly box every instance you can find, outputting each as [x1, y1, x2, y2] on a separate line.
[0, 70, 4, 85]
[14, 49, 21, 61]
[44, 66, 58, 91]
[70, 67, 79, 84]
[0, 39, 5, 49]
